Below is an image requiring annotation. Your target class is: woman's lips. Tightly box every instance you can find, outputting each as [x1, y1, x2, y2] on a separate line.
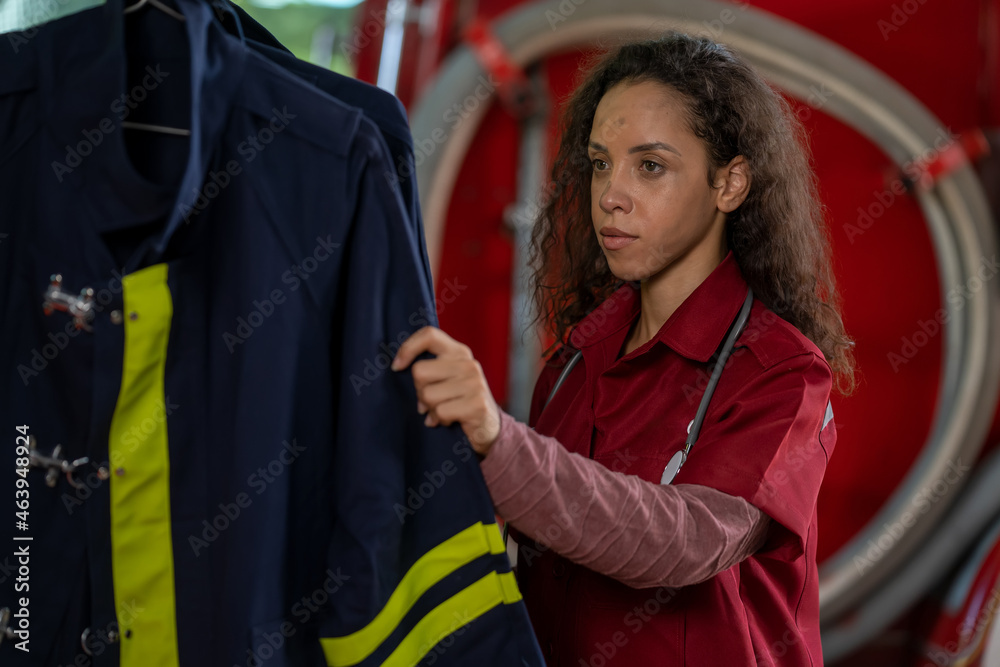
[600, 228, 638, 251]
[602, 235, 637, 250]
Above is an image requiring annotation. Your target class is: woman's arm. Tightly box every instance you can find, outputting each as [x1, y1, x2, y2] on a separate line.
[392, 326, 769, 589]
[484, 410, 769, 589]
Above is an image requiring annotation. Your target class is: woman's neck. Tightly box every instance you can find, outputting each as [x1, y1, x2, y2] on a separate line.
[623, 244, 727, 355]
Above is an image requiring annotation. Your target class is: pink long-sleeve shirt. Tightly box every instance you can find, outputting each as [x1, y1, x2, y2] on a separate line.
[481, 410, 770, 589]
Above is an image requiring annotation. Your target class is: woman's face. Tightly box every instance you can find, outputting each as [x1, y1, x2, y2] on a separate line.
[589, 79, 737, 284]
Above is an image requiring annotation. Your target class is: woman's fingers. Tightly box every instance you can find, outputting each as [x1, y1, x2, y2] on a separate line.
[427, 396, 502, 452]
[392, 326, 501, 454]
[425, 393, 494, 427]
[410, 357, 478, 387]
[416, 371, 477, 413]
[392, 326, 471, 371]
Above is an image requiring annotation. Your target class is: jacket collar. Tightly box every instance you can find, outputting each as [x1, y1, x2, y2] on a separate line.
[571, 251, 750, 363]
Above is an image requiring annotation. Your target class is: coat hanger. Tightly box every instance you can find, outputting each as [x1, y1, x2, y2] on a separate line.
[122, 0, 191, 136]
[124, 0, 186, 22]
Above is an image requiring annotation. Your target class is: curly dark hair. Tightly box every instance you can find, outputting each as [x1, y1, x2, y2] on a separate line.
[529, 33, 856, 394]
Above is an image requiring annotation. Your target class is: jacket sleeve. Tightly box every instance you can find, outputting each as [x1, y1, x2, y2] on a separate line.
[319, 126, 543, 666]
[481, 410, 770, 589]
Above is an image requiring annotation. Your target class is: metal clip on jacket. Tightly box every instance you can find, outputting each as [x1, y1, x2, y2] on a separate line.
[29, 436, 91, 489]
[0, 608, 14, 645]
[42, 273, 95, 331]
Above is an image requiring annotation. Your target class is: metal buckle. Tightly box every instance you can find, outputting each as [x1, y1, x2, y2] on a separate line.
[28, 436, 92, 489]
[42, 274, 95, 332]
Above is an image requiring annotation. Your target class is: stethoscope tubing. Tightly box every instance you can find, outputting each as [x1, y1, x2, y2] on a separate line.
[685, 288, 754, 451]
[502, 287, 753, 545]
[542, 287, 754, 468]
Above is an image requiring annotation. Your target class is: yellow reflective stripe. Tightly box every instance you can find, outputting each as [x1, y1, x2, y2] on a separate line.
[321, 521, 507, 666]
[108, 263, 179, 667]
[382, 571, 522, 667]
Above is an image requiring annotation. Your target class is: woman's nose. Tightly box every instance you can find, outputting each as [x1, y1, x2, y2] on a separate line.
[598, 169, 634, 215]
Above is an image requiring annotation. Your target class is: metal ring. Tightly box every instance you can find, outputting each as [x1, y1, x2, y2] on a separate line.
[80, 627, 93, 656]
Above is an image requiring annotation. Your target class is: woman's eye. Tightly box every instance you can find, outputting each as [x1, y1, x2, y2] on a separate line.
[641, 160, 663, 173]
[591, 158, 608, 171]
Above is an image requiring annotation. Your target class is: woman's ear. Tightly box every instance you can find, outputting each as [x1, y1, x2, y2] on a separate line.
[713, 156, 751, 213]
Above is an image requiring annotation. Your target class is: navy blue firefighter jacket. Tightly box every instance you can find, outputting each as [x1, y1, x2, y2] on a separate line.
[214, 0, 432, 285]
[0, 1, 543, 665]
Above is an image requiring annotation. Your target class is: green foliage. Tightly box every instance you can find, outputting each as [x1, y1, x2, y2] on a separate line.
[232, 0, 358, 75]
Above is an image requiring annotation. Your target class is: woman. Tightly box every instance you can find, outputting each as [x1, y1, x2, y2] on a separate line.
[392, 33, 854, 666]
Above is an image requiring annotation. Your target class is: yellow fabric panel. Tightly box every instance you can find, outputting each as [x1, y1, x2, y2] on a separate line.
[108, 263, 179, 667]
[321, 521, 508, 666]
[382, 571, 523, 667]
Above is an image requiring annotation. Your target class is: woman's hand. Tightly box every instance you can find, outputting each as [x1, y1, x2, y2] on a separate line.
[392, 326, 502, 456]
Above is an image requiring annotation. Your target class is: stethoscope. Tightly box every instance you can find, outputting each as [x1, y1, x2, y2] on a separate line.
[542, 287, 754, 486]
